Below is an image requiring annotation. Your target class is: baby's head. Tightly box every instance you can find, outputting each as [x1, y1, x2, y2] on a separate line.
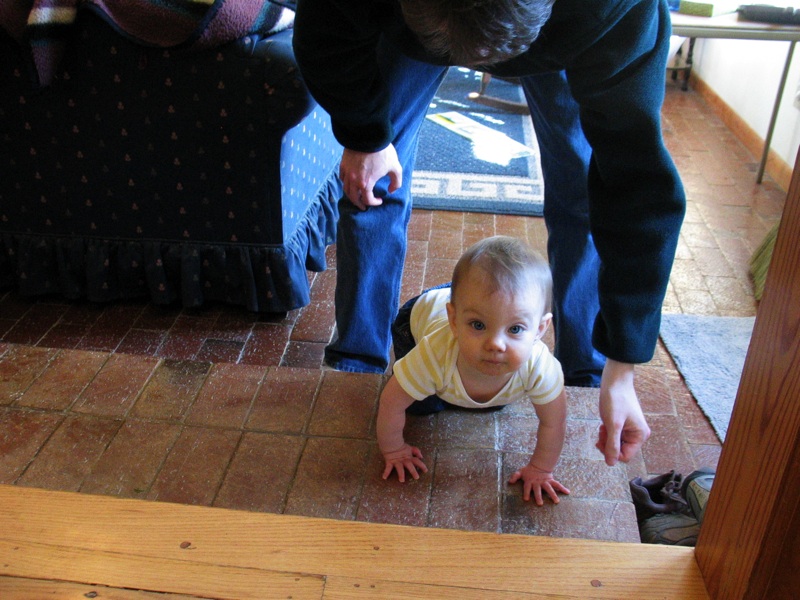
[447, 236, 553, 377]
[450, 235, 552, 317]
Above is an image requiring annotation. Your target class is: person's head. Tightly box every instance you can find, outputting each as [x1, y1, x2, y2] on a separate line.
[398, 0, 554, 68]
[446, 236, 553, 378]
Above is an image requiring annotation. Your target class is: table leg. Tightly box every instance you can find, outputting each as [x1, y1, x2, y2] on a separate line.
[682, 38, 696, 91]
[757, 40, 796, 184]
[467, 73, 531, 115]
[667, 38, 695, 91]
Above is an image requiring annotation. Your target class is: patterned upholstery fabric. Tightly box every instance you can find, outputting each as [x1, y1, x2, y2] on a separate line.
[0, 12, 342, 312]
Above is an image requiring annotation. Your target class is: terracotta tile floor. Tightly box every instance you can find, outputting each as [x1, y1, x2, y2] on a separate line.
[0, 85, 786, 543]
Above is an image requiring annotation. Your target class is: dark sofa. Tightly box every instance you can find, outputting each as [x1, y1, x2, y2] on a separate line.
[0, 11, 342, 313]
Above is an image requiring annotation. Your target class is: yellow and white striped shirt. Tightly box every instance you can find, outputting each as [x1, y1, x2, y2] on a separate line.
[393, 289, 564, 409]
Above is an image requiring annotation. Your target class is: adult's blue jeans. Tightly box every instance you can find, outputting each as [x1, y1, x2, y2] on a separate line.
[521, 71, 606, 386]
[325, 46, 606, 386]
[324, 42, 447, 373]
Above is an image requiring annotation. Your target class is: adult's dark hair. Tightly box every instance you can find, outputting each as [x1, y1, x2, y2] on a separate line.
[399, 0, 554, 67]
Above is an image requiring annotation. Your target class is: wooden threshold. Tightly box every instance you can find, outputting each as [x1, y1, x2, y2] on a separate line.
[0, 484, 709, 599]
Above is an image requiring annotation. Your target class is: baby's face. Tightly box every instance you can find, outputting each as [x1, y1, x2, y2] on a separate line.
[446, 271, 549, 379]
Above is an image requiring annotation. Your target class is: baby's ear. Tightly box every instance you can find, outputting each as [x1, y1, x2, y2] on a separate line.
[446, 302, 458, 336]
[536, 312, 553, 339]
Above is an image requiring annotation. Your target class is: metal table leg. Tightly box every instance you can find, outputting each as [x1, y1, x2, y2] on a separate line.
[757, 40, 796, 184]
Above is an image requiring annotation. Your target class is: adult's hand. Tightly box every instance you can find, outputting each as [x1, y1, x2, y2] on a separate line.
[596, 359, 651, 466]
[339, 145, 402, 210]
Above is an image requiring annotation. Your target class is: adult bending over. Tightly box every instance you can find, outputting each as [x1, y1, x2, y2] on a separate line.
[292, 0, 686, 465]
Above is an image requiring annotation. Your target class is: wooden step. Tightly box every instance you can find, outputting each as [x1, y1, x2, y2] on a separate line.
[0, 484, 709, 599]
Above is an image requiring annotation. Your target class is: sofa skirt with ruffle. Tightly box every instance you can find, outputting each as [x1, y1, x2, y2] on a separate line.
[0, 177, 340, 314]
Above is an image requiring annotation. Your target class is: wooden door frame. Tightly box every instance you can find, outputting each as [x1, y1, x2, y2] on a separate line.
[694, 149, 800, 598]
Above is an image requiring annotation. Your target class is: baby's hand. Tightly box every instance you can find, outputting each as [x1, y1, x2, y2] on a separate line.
[381, 444, 428, 482]
[508, 464, 570, 505]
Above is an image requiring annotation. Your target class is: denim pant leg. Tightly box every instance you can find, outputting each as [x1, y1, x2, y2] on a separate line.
[325, 45, 448, 374]
[520, 71, 606, 386]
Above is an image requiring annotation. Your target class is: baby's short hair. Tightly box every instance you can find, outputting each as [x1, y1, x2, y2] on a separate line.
[451, 235, 552, 311]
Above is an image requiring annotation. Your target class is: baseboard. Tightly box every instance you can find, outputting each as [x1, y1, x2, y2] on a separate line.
[686, 76, 792, 192]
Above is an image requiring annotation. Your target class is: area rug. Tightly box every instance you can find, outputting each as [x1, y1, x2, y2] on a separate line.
[413, 68, 544, 217]
[659, 313, 756, 442]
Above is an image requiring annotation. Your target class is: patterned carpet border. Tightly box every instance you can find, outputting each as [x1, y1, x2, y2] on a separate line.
[412, 171, 543, 216]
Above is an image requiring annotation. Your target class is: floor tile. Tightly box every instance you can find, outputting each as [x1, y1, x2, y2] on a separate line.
[1, 304, 65, 345]
[284, 437, 372, 520]
[115, 328, 167, 356]
[641, 414, 698, 477]
[291, 268, 336, 343]
[435, 407, 497, 450]
[239, 322, 291, 366]
[195, 338, 245, 363]
[247, 367, 321, 433]
[37, 322, 91, 349]
[502, 494, 639, 542]
[80, 420, 182, 499]
[129, 359, 210, 421]
[518, 455, 630, 502]
[280, 340, 326, 369]
[184, 362, 265, 429]
[0, 346, 59, 405]
[214, 432, 305, 513]
[307, 371, 382, 439]
[155, 329, 209, 361]
[428, 448, 501, 532]
[357, 447, 433, 527]
[16, 414, 122, 491]
[0, 409, 64, 484]
[73, 353, 160, 418]
[147, 426, 241, 505]
[16, 349, 108, 411]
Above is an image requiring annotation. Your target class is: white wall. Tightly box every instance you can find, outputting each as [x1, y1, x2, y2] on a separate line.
[685, 36, 800, 168]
